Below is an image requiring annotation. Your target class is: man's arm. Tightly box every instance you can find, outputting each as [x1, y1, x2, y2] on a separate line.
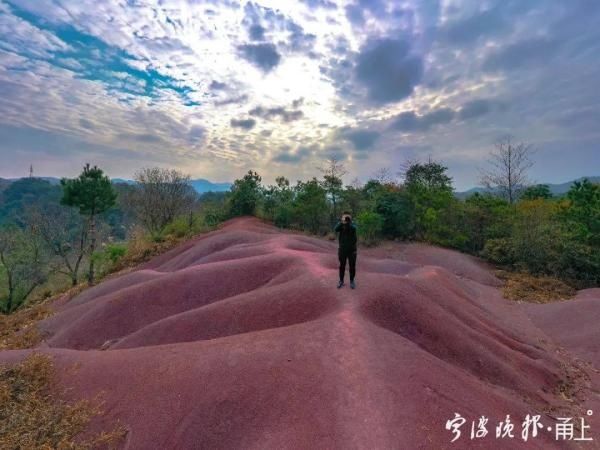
[334, 221, 342, 232]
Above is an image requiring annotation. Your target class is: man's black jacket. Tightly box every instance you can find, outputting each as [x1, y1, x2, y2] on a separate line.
[334, 221, 357, 251]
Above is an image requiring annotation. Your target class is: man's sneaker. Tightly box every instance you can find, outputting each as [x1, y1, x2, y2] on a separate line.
[337, 280, 344, 289]
[350, 280, 356, 289]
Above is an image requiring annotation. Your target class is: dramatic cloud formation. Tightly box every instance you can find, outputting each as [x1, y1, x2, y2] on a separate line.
[237, 43, 281, 72]
[354, 38, 424, 104]
[0, 0, 599, 188]
[230, 118, 257, 130]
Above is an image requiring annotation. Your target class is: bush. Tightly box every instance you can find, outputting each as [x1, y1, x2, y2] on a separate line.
[273, 204, 293, 228]
[482, 238, 515, 266]
[356, 211, 383, 246]
[203, 207, 224, 228]
[555, 240, 600, 286]
[510, 200, 563, 275]
[163, 216, 191, 238]
[106, 243, 127, 263]
[460, 194, 512, 253]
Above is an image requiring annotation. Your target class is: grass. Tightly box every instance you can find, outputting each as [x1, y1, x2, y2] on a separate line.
[0, 353, 126, 449]
[0, 303, 52, 351]
[496, 270, 577, 303]
[0, 283, 90, 351]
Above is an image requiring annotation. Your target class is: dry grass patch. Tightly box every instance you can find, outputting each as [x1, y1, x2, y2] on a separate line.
[0, 283, 89, 351]
[0, 353, 126, 449]
[496, 270, 577, 303]
[0, 304, 53, 351]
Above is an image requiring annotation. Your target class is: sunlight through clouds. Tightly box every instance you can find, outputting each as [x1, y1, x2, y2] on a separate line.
[0, 0, 599, 188]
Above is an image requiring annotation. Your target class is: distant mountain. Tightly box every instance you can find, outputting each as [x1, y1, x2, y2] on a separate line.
[5, 176, 61, 185]
[111, 178, 231, 193]
[111, 178, 136, 185]
[455, 176, 599, 199]
[0, 178, 10, 193]
[189, 179, 231, 193]
[545, 176, 600, 195]
[1, 176, 231, 194]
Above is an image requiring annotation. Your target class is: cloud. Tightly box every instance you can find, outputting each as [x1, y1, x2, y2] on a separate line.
[210, 80, 228, 91]
[79, 118, 95, 129]
[483, 38, 560, 72]
[249, 24, 265, 41]
[187, 125, 205, 143]
[458, 99, 496, 120]
[237, 43, 281, 73]
[249, 105, 303, 122]
[340, 128, 380, 150]
[242, 2, 317, 57]
[1, 0, 599, 189]
[299, 0, 337, 10]
[442, 6, 510, 45]
[116, 132, 165, 144]
[323, 145, 347, 161]
[354, 38, 423, 104]
[230, 118, 257, 129]
[215, 94, 249, 106]
[3, 1, 197, 105]
[391, 107, 455, 132]
[345, 0, 389, 27]
[272, 146, 312, 163]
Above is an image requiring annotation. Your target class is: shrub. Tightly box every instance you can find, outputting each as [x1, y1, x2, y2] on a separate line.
[482, 238, 515, 266]
[163, 216, 191, 238]
[510, 200, 563, 275]
[356, 211, 383, 246]
[203, 207, 224, 228]
[106, 243, 127, 264]
[273, 204, 293, 228]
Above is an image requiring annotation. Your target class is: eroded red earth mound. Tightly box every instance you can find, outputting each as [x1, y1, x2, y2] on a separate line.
[2, 217, 600, 449]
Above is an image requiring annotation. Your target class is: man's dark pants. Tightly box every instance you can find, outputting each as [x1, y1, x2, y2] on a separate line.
[338, 247, 357, 282]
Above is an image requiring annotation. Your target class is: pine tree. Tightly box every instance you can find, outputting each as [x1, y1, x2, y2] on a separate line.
[60, 164, 116, 284]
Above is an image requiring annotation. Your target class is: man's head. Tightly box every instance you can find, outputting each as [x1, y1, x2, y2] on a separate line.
[342, 212, 352, 223]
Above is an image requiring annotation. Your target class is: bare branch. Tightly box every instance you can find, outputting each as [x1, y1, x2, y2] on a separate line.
[478, 136, 536, 203]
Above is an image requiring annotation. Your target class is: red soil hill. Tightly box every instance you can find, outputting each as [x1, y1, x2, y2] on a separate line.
[2, 217, 599, 449]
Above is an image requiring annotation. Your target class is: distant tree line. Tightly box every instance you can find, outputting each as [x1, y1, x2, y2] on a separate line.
[224, 140, 599, 288]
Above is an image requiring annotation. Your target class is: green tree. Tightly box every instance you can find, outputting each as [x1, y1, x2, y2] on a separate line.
[339, 179, 364, 220]
[0, 225, 47, 313]
[564, 179, 600, 246]
[0, 178, 61, 225]
[228, 170, 262, 216]
[404, 161, 454, 241]
[356, 211, 383, 246]
[520, 184, 552, 200]
[262, 176, 294, 228]
[374, 187, 415, 239]
[405, 161, 453, 192]
[293, 178, 328, 234]
[461, 193, 512, 253]
[61, 164, 117, 285]
[510, 199, 563, 274]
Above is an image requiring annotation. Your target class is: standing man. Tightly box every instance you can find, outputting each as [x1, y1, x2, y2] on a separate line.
[334, 212, 357, 289]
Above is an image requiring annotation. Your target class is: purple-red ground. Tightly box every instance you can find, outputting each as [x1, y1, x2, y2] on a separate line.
[2, 216, 600, 449]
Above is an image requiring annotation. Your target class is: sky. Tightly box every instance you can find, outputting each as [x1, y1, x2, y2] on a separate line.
[0, 0, 599, 190]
